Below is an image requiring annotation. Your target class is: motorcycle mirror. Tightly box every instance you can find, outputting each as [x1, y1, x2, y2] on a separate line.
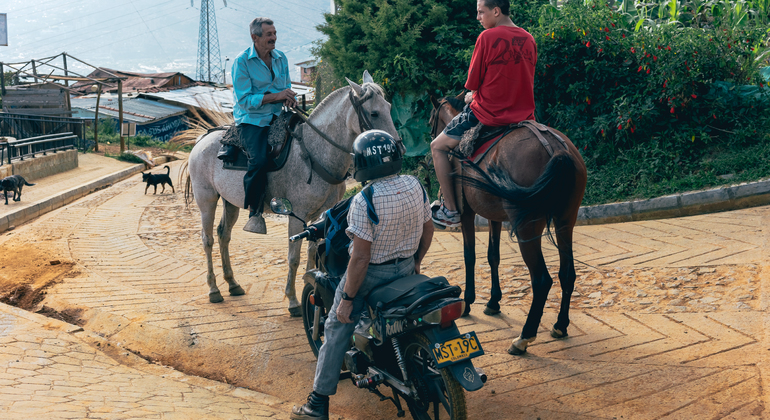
[270, 197, 293, 215]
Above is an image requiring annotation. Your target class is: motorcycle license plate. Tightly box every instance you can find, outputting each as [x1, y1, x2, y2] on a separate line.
[432, 332, 484, 368]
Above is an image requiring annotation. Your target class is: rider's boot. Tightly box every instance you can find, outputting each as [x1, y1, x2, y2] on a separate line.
[290, 391, 329, 420]
[243, 209, 267, 234]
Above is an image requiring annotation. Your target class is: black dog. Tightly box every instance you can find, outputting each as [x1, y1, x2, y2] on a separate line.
[0, 175, 35, 205]
[142, 166, 175, 195]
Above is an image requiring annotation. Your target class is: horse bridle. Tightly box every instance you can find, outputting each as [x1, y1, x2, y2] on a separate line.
[290, 85, 380, 184]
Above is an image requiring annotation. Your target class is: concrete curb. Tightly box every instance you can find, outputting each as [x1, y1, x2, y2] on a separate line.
[0, 156, 173, 234]
[465, 178, 770, 231]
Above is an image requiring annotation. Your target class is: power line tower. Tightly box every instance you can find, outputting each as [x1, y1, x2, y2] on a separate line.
[194, 0, 226, 83]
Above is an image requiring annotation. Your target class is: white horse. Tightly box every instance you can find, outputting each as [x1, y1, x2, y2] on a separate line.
[183, 71, 399, 316]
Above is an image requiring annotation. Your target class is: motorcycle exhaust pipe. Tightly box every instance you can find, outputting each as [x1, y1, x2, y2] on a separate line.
[476, 367, 487, 383]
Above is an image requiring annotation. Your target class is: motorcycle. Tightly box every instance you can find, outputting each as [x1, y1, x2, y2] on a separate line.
[270, 196, 487, 420]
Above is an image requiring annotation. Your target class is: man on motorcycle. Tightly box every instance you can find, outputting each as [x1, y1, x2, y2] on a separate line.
[291, 130, 434, 420]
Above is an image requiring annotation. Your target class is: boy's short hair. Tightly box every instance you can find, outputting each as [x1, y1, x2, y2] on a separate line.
[483, 0, 510, 15]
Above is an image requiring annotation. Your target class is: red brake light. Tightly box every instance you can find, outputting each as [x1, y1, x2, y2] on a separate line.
[440, 301, 465, 328]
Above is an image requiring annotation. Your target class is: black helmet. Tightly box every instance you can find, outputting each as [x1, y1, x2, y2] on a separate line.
[352, 130, 402, 182]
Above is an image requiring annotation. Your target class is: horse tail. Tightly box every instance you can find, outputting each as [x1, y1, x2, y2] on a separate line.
[461, 151, 578, 239]
[178, 159, 194, 208]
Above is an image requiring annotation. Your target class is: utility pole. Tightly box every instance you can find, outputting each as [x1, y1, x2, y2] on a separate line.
[195, 0, 226, 83]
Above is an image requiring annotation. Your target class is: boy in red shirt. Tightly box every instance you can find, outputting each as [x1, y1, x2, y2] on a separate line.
[431, 0, 537, 227]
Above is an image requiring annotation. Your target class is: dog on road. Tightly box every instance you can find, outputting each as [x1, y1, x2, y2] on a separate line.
[1, 175, 35, 205]
[142, 165, 175, 195]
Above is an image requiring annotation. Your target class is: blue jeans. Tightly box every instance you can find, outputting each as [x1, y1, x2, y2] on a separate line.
[313, 257, 415, 396]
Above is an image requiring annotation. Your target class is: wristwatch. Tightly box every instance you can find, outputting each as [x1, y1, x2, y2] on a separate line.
[342, 291, 355, 301]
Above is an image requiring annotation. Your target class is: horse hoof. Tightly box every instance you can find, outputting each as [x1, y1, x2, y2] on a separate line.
[229, 285, 245, 296]
[288, 306, 302, 317]
[483, 306, 501, 316]
[507, 336, 536, 356]
[461, 305, 472, 317]
[550, 327, 568, 339]
[209, 292, 224, 303]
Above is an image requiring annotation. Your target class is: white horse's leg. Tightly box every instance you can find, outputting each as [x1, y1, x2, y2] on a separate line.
[218, 199, 245, 296]
[285, 216, 304, 317]
[197, 190, 223, 303]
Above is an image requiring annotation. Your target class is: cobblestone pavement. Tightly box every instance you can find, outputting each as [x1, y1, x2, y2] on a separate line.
[0, 302, 288, 419]
[0, 160, 767, 419]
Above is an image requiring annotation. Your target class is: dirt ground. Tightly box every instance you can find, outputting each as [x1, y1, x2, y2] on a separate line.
[0, 242, 83, 324]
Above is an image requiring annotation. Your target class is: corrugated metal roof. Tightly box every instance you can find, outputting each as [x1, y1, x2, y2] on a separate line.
[70, 96, 187, 124]
[139, 83, 315, 113]
[140, 85, 235, 113]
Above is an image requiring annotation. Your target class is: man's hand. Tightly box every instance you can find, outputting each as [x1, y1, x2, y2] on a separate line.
[278, 88, 298, 107]
[336, 299, 354, 323]
[264, 89, 297, 107]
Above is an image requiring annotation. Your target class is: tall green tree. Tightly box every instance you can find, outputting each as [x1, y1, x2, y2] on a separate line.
[316, 0, 480, 96]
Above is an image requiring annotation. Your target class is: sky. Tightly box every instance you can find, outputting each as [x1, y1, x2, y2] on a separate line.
[0, 0, 331, 83]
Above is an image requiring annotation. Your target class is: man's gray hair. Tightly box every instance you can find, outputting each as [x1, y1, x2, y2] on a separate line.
[250, 17, 274, 37]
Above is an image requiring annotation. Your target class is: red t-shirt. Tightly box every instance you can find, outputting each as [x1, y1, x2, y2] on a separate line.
[465, 25, 537, 126]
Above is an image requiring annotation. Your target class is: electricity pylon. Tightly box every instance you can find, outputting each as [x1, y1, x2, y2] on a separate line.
[194, 0, 226, 83]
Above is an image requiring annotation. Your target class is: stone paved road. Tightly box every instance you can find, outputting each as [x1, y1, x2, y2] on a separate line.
[0, 302, 287, 419]
[1, 160, 767, 419]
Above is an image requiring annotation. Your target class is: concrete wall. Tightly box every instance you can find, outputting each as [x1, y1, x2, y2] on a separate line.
[10, 149, 78, 181]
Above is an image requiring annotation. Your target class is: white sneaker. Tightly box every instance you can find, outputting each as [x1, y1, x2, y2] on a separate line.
[432, 204, 460, 227]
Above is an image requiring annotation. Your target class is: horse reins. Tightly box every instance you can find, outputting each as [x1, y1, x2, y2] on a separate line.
[288, 85, 378, 185]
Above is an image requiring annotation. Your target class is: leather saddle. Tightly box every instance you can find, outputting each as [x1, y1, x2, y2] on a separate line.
[216, 111, 302, 172]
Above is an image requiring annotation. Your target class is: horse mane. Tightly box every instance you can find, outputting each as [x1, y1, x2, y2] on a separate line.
[311, 82, 386, 117]
[443, 96, 465, 113]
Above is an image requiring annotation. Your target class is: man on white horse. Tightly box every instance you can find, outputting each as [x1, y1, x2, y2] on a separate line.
[291, 130, 434, 419]
[232, 17, 297, 234]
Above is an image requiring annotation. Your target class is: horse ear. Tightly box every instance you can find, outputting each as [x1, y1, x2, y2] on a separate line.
[362, 70, 374, 84]
[429, 95, 440, 109]
[346, 77, 363, 96]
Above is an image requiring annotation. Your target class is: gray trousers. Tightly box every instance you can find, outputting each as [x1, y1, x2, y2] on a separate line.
[313, 257, 415, 396]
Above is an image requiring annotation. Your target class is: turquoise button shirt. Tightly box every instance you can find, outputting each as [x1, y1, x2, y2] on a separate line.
[232, 45, 291, 127]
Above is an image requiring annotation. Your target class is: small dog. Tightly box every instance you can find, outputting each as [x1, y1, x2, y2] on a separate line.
[142, 166, 175, 195]
[0, 175, 35, 205]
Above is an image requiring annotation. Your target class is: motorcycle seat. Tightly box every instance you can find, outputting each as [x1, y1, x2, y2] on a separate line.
[367, 274, 457, 311]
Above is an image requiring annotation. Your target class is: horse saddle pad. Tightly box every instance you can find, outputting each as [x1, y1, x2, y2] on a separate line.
[218, 111, 301, 171]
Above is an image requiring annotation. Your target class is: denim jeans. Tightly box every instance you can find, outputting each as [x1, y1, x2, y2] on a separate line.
[313, 257, 415, 396]
[240, 123, 269, 213]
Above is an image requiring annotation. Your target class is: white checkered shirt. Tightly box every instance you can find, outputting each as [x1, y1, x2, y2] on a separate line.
[346, 175, 432, 264]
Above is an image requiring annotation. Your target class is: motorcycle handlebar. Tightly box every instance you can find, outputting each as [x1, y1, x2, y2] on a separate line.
[289, 229, 312, 242]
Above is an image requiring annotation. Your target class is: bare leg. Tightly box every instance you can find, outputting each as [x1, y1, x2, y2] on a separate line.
[218, 199, 245, 296]
[430, 132, 460, 212]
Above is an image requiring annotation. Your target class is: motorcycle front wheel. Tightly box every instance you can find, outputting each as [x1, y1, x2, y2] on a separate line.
[302, 283, 325, 357]
[402, 333, 467, 420]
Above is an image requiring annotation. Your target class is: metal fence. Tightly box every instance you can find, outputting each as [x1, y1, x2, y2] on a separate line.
[0, 132, 78, 165]
[0, 112, 86, 149]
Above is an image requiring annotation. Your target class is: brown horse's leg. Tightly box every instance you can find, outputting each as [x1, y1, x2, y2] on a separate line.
[460, 209, 477, 317]
[508, 219, 550, 355]
[552, 223, 576, 339]
[483, 221, 503, 315]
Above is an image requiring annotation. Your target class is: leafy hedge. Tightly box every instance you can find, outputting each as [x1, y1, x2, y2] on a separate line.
[316, 0, 770, 204]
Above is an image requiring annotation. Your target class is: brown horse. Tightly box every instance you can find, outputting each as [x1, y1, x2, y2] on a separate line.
[429, 95, 587, 355]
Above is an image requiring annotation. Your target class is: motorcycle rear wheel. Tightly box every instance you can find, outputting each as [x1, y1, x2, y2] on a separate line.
[302, 282, 325, 358]
[402, 333, 467, 420]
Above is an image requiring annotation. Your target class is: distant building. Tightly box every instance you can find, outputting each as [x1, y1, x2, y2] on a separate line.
[295, 59, 318, 84]
[70, 68, 195, 96]
[70, 95, 187, 142]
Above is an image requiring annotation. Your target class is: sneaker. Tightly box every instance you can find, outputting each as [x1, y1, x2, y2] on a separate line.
[432, 204, 460, 227]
